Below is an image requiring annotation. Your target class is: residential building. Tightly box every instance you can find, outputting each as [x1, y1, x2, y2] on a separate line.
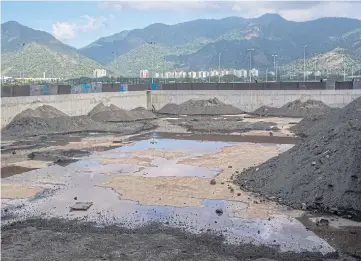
[93, 69, 107, 78]
[139, 70, 149, 79]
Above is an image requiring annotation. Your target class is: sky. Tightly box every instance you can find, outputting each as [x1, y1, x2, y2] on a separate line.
[2, 1, 361, 48]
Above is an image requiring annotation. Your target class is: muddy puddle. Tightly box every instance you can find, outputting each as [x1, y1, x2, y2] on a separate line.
[1, 165, 39, 178]
[1, 133, 335, 255]
[130, 132, 300, 144]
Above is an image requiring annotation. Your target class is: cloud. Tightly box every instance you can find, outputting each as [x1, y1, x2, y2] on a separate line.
[52, 15, 113, 41]
[98, 1, 221, 12]
[97, 1, 361, 20]
[52, 22, 77, 40]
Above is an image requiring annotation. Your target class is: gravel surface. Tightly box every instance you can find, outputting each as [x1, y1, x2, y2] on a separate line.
[89, 103, 156, 122]
[252, 100, 331, 117]
[236, 97, 361, 221]
[158, 98, 244, 115]
[1, 218, 342, 261]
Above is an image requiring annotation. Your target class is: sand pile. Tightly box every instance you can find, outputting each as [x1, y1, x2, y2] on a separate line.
[158, 98, 244, 115]
[89, 103, 156, 122]
[252, 100, 331, 117]
[236, 97, 361, 220]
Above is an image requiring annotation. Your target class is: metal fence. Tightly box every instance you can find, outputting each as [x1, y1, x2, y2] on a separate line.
[1, 81, 356, 97]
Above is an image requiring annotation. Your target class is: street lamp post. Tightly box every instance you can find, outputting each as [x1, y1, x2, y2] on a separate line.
[247, 48, 254, 82]
[148, 42, 155, 84]
[272, 54, 277, 81]
[218, 52, 221, 83]
[303, 45, 307, 82]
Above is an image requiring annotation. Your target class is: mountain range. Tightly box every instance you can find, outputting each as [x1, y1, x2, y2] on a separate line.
[1, 14, 361, 78]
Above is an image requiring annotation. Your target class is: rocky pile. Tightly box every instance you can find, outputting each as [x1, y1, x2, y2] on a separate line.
[11, 105, 68, 121]
[158, 98, 244, 115]
[89, 103, 156, 122]
[236, 97, 361, 220]
[2, 105, 157, 137]
[179, 120, 279, 134]
[252, 100, 331, 117]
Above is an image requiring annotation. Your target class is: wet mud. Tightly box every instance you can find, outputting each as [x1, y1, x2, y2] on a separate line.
[1, 165, 38, 178]
[1, 218, 340, 261]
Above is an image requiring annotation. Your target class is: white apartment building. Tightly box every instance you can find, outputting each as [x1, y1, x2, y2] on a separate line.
[139, 70, 149, 79]
[250, 68, 259, 77]
[93, 69, 107, 78]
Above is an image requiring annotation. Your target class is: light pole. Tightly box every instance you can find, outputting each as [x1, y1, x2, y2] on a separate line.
[272, 54, 277, 81]
[247, 48, 254, 82]
[303, 45, 307, 82]
[148, 42, 155, 84]
[266, 67, 268, 82]
[218, 52, 221, 83]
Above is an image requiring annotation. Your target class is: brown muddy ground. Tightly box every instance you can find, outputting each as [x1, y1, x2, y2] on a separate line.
[1, 115, 359, 261]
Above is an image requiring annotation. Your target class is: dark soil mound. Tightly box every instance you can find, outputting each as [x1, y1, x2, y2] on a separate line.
[252, 100, 331, 117]
[89, 103, 156, 122]
[180, 120, 279, 134]
[290, 108, 340, 137]
[236, 97, 361, 221]
[252, 106, 279, 116]
[130, 107, 157, 120]
[158, 98, 244, 115]
[12, 105, 68, 121]
[158, 103, 181, 115]
[2, 115, 156, 137]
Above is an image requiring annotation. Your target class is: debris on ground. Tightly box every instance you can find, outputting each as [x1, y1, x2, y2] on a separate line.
[215, 209, 224, 216]
[210, 179, 217, 185]
[236, 97, 361, 221]
[252, 100, 332, 117]
[316, 218, 329, 227]
[158, 98, 244, 115]
[70, 202, 93, 211]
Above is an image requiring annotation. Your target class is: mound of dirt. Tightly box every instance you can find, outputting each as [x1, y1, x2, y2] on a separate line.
[2, 115, 156, 137]
[89, 103, 156, 122]
[158, 98, 244, 115]
[236, 97, 361, 220]
[252, 100, 331, 117]
[179, 120, 279, 134]
[252, 106, 279, 116]
[130, 107, 157, 120]
[12, 105, 68, 121]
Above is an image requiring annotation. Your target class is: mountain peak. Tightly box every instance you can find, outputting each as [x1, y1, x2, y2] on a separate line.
[254, 13, 286, 24]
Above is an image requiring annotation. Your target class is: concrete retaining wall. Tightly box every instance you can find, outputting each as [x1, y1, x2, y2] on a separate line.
[2, 90, 361, 128]
[150, 90, 361, 112]
[1, 92, 147, 128]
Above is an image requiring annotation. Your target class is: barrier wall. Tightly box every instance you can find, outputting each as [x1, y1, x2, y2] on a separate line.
[1, 92, 147, 128]
[150, 90, 361, 112]
[2, 81, 355, 98]
[2, 89, 361, 128]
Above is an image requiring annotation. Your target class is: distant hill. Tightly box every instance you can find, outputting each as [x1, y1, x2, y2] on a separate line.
[1, 21, 105, 78]
[80, 14, 361, 76]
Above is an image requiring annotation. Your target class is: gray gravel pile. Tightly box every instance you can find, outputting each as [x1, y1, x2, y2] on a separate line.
[89, 103, 156, 122]
[12, 105, 68, 121]
[236, 97, 361, 220]
[130, 107, 157, 120]
[158, 98, 244, 115]
[2, 115, 156, 137]
[290, 108, 340, 137]
[252, 100, 331, 117]
[179, 120, 279, 134]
